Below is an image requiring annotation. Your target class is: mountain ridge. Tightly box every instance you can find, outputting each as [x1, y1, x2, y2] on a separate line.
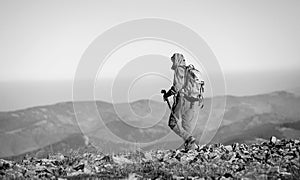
[0, 90, 299, 158]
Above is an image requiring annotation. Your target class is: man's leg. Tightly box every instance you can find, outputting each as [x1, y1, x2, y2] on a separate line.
[168, 95, 191, 141]
[182, 101, 197, 135]
[181, 99, 198, 150]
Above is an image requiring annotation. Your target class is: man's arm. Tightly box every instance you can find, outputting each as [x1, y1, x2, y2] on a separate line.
[163, 86, 176, 100]
[164, 66, 185, 99]
[172, 66, 185, 93]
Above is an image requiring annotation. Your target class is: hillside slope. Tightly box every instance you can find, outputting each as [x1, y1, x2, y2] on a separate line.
[1, 137, 299, 179]
[0, 91, 299, 158]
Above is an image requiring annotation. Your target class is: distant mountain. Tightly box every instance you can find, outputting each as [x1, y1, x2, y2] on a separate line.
[153, 91, 300, 149]
[211, 91, 300, 144]
[0, 91, 300, 158]
[0, 102, 80, 158]
[0, 99, 170, 158]
[287, 86, 300, 96]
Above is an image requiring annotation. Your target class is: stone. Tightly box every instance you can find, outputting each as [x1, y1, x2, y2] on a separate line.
[143, 152, 153, 162]
[270, 136, 277, 144]
[280, 171, 291, 176]
[1, 136, 300, 179]
[112, 156, 133, 165]
[225, 145, 233, 152]
[172, 175, 185, 180]
[73, 163, 84, 171]
[0, 159, 11, 170]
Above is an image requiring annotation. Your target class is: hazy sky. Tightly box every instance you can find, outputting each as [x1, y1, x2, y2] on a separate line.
[0, 0, 300, 110]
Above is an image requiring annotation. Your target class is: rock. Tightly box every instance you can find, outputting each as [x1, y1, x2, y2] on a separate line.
[172, 175, 185, 179]
[225, 145, 233, 152]
[112, 155, 133, 165]
[1, 136, 300, 179]
[257, 174, 268, 180]
[127, 173, 142, 180]
[232, 143, 239, 151]
[73, 163, 84, 171]
[67, 171, 83, 177]
[104, 163, 113, 169]
[49, 153, 65, 162]
[280, 171, 291, 176]
[58, 178, 67, 180]
[0, 159, 12, 170]
[143, 152, 153, 162]
[223, 172, 233, 178]
[180, 153, 196, 163]
[83, 167, 92, 174]
[270, 136, 277, 144]
[99, 155, 112, 163]
[208, 152, 218, 159]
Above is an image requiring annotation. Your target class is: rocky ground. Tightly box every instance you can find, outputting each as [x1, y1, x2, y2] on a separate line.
[0, 136, 300, 179]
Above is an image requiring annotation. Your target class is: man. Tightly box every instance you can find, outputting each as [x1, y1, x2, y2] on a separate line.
[163, 53, 200, 150]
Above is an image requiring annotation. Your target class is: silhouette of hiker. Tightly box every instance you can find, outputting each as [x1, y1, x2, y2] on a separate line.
[163, 53, 201, 150]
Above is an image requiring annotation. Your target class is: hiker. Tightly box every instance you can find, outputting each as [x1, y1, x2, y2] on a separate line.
[162, 53, 204, 150]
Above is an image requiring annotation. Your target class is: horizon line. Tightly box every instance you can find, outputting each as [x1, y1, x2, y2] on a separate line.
[1, 89, 297, 113]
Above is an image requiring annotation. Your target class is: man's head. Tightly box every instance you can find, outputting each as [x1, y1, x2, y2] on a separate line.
[171, 53, 186, 70]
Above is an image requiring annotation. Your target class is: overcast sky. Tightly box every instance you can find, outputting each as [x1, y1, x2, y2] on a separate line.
[0, 0, 300, 110]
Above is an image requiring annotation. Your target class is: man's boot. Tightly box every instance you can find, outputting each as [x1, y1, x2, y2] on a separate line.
[184, 136, 196, 151]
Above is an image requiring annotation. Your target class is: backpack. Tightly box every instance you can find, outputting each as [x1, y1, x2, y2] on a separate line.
[183, 64, 204, 107]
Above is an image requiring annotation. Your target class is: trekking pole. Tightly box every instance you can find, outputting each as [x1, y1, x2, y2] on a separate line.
[161, 89, 172, 110]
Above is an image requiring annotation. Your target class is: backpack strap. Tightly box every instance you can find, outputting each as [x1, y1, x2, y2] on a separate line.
[175, 64, 194, 96]
[182, 64, 195, 96]
[176, 65, 188, 93]
[183, 64, 205, 108]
